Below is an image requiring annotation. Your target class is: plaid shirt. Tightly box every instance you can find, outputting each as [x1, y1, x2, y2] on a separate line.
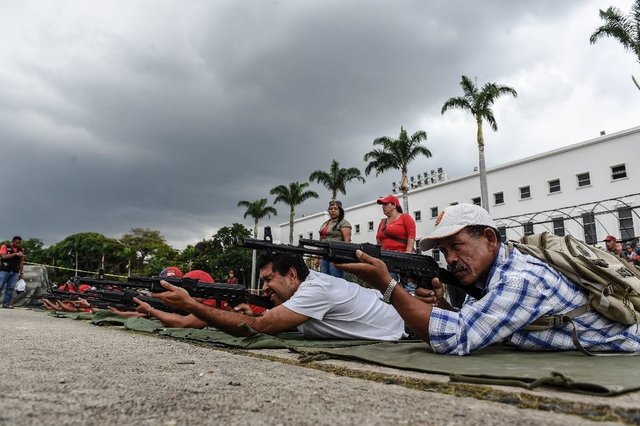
[429, 244, 640, 355]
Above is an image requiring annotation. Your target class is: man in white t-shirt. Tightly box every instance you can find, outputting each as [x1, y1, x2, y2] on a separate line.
[153, 252, 406, 340]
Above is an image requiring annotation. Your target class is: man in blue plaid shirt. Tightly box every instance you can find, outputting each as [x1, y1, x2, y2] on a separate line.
[341, 203, 640, 355]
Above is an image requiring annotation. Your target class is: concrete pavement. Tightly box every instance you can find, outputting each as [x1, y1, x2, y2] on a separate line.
[0, 308, 636, 425]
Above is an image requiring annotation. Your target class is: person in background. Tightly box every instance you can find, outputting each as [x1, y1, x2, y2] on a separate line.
[375, 195, 417, 294]
[42, 282, 93, 312]
[0, 236, 26, 308]
[227, 269, 238, 284]
[604, 235, 626, 260]
[317, 200, 352, 278]
[624, 243, 639, 266]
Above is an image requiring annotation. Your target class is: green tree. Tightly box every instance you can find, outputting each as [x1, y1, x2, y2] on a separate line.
[270, 182, 319, 244]
[363, 126, 431, 212]
[208, 224, 253, 283]
[18, 238, 46, 265]
[309, 159, 366, 201]
[48, 233, 122, 279]
[441, 76, 517, 212]
[590, 0, 640, 90]
[179, 224, 253, 284]
[120, 228, 169, 274]
[178, 245, 198, 274]
[237, 198, 278, 239]
[143, 244, 181, 276]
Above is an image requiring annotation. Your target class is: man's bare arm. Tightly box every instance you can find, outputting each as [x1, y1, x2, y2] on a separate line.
[152, 281, 308, 336]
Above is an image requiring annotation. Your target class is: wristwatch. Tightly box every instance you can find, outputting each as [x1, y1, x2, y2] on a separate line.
[380, 279, 398, 304]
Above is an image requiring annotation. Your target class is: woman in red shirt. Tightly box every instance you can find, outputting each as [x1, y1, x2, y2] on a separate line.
[376, 195, 416, 253]
[375, 194, 417, 294]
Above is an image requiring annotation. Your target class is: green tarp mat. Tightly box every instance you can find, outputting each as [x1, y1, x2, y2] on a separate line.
[157, 326, 394, 349]
[293, 342, 640, 396]
[121, 317, 407, 349]
[48, 311, 95, 321]
[44, 311, 640, 395]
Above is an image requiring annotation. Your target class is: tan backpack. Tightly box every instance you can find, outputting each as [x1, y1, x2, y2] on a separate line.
[508, 232, 640, 355]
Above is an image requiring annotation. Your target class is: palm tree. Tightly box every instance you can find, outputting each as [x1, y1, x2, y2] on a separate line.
[237, 198, 278, 290]
[237, 198, 278, 238]
[590, 0, 640, 90]
[309, 159, 366, 200]
[363, 126, 431, 212]
[441, 76, 517, 212]
[270, 182, 319, 244]
[122, 247, 136, 277]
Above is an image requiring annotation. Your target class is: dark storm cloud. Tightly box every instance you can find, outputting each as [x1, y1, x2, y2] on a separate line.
[1, 0, 637, 247]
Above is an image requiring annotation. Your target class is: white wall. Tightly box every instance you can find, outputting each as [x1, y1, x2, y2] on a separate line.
[279, 125, 640, 252]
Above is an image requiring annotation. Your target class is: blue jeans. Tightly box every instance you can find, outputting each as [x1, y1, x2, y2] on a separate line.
[0, 270, 19, 305]
[320, 259, 344, 279]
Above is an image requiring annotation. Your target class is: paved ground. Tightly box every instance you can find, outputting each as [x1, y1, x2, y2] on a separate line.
[0, 308, 637, 425]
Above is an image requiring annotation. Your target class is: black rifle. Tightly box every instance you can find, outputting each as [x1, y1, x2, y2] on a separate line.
[238, 232, 482, 300]
[122, 276, 274, 310]
[42, 288, 185, 314]
[73, 276, 137, 289]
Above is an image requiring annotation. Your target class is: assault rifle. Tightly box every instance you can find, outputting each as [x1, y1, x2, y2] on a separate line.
[238, 228, 482, 300]
[41, 288, 185, 314]
[118, 276, 273, 310]
[73, 276, 273, 309]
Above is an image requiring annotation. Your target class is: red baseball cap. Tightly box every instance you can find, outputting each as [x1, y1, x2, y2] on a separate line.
[377, 195, 400, 206]
[77, 284, 92, 294]
[160, 266, 184, 278]
[184, 270, 214, 283]
[604, 235, 617, 243]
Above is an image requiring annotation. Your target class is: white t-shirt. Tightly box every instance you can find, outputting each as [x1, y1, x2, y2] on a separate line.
[282, 271, 406, 340]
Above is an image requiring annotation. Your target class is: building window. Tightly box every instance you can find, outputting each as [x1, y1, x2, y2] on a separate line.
[612, 164, 627, 180]
[552, 218, 565, 236]
[413, 210, 421, 221]
[520, 186, 531, 200]
[368, 221, 374, 231]
[523, 222, 534, 236]
[548, 179, 561, 194]
[354, 224, 360, 234]
[618, 207, 635, 241]
[471, 197, 481, 206]
[432, 248, 440, 262]
[430, 207, 438, 218]
[577, 172, 591, 187]
[494, 192, 504, 205]
[497, 226, 507, 243]
[582, 213, 596, 245]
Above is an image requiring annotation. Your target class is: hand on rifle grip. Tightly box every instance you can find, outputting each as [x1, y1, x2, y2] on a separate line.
[335, 249, 393, 292]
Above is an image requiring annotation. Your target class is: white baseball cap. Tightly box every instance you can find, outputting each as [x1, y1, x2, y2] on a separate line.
[418, 203, 496, 251]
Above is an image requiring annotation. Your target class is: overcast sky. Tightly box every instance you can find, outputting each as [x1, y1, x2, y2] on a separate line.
[2, 0, 639, 249]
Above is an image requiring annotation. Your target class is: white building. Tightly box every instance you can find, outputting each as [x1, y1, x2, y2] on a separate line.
[279, 125, 640, 264]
